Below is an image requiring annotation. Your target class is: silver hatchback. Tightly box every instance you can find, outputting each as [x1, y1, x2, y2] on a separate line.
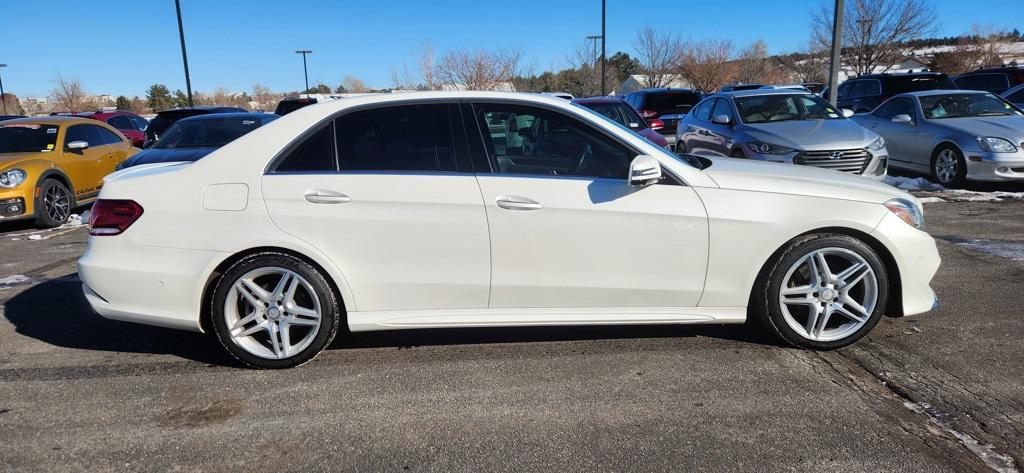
[675, 90, 888, 179]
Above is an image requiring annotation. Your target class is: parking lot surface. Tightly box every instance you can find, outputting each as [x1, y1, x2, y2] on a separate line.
[1, 187, 1023, 472]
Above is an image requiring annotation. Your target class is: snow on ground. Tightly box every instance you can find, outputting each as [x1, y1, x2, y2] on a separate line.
[884, 175, 945, 192]
[883, 175, 1024, 203]
[0, 275, 32, 290]
[8, 210, 91, 241]
[942, 237, 1024, 261]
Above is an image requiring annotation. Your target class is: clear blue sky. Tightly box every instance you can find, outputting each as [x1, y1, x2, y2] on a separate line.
[2, 0, 1021, 98]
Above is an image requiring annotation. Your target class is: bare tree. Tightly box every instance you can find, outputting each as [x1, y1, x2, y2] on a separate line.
[633, 26, 680, 88]
[435, 48, 522, 91]
[562, 40, 617, 97]
[251, 84, 280, 111]
[678, 39, 737, 92]
[418, 40, 437, 90]
[932, 24, 1006, 74]
[340, 75, 370, 93]
[778, 40, 831, 83]
[812, 0, 938, 75]
[390, 65, 418, 90]
[48, 74, 88, 112]
[733, 40, 793, 85]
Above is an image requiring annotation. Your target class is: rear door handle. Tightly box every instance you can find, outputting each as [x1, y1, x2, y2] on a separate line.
[304, 190, 351, 204]
[496, 195, 542, 211]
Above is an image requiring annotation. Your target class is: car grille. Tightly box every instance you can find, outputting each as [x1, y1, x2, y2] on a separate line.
[793, 148, 871, 174]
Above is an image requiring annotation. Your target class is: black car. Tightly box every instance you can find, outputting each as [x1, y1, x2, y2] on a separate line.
[0, 115, 24, 122]
[275, 97, 320, 115]
[622, 88, 704, 145]
[836, 72, 957, 113]
[145, 106, 247, 144]
[718, 83, 763, 92]
[119, 113, 277, 170]
[953, 66, 1024, 94]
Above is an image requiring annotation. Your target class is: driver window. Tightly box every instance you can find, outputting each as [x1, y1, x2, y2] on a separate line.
[474, 104, 634, 179]
[874, 98, 914, 119]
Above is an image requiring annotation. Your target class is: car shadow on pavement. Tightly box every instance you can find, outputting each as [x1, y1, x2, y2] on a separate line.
[3, 273, 783, 368]
[3, 274, 231, 366]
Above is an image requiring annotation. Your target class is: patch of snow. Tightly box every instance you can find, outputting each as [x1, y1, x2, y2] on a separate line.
[0, 274, 32, 289]
[61, 210, 90, 228]
[917, 197, 946, 203]
[884, 175, 945, 192]
[946, 190, 1024, 203]
[28, 234, 43, 240]
[904, 401, 1018, 473]
[942, 237, 1024, 261]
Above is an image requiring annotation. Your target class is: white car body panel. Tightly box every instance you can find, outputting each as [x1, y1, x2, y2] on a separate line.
[77, 91, 940, 337]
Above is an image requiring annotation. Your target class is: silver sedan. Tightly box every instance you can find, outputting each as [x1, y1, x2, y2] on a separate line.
[852, 90, 1024, 186]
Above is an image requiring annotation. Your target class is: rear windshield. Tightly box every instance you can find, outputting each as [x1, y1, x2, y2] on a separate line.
[643, 92, 702, 113]
[886, 76, 957, 94]
[154, 117, 271, 149]
[0, 123, 60, 153]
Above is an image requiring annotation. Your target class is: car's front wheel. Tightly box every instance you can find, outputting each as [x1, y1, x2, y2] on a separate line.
[753, 234, 888, 349]
[211, 252, 341, 369]
[34, 178, 72, 228]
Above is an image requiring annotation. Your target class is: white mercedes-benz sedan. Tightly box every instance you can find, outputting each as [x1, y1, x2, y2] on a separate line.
[78, 92, 940, 369]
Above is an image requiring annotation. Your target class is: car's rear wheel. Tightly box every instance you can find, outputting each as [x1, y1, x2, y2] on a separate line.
[752, 234, 888, 349]
[34, 179, 72, 228]
[931, 145, 966, 187]
[211, 252, 341, 369]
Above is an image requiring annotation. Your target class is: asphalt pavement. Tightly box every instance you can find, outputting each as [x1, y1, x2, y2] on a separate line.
[1, 192, 1022, 472]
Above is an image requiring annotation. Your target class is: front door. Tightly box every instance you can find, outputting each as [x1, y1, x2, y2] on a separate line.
[261, 103, 491, 312]
[469, 102, 709, 309]
[60, 124, 110, 197]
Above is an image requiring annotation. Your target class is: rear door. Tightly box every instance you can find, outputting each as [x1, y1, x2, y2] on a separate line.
[468, 101, 709, 309]
[260, 102, 491, 312]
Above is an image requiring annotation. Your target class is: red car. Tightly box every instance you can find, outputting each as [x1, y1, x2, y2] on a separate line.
[571, 97, 670, 148]
[74, 110, 149, 147]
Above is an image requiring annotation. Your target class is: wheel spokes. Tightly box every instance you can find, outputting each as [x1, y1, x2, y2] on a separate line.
[778, 247, 878, 342]
[224, 268, 323, 360]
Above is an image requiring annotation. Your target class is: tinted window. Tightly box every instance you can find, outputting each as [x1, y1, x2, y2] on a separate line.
[836, 82, 851, 99]
[1008, 89, 1024, 103]
[475, 104, 634, 179]
[955, 73, 1010, 92]
[886, 76, 955, 94]
[65, 124, 104, 147]
[579, 103, 647, 130]
[711, 99, 734, 122]
[274, 124, 336, 172]
[643, 92, 701, 113]
[131, 115, 149, 131]
[0, 123, 59, 153]
[692, 99, 714, 121]
[873, 98, 915, 119]
[334, 104, 455, 172]
[155, 116, 269, 149]
[107, 115, 135, 130]
[95, 126, 124, 145]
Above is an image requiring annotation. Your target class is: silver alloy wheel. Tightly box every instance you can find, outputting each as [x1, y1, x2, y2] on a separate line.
[935, 148, 959, 184]
[224, 267, 322, 360]
[778, 247, 878, 342]
[44, 184, 70, 222]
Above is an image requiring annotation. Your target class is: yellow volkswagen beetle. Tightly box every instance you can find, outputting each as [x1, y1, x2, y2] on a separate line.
[0, 116, 138, 227]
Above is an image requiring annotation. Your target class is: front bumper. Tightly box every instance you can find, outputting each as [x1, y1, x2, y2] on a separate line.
[740, 146, 888, 179]
[0, 187, 33, 220]
[871, 212, 941, 317]
[963, 150, 1024, 182]
[78, 235, 228, 332]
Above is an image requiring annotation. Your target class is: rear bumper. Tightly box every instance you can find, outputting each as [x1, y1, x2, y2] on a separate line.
[78, 236, 228, 332]
[871, 212, 941, 316]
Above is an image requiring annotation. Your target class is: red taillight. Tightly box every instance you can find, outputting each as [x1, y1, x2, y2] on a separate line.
[648, 119, 665, 131]
[89, 199, 143, 236]
[638, 109, 658, 119]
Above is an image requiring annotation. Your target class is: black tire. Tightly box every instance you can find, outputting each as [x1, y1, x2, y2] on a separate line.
[750, 234, 888, 350]
[674, 140, 686, 154]
[34, 178, 73, 228]
[211, 252, 341, 369]
[930, 144, 967, 188]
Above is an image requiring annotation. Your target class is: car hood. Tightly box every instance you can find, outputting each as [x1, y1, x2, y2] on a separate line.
[119, 147, 217, 169]
[929, 115, 1024, 140]
[700, 156, 909, 204]
[0, 151, 50, 167]
[740, 119, 877, 150]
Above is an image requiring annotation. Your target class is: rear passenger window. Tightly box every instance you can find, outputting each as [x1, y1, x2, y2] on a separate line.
[274, 125, 336, 172]
[334, 104, 455, 172]
[692, 99, 714, 121]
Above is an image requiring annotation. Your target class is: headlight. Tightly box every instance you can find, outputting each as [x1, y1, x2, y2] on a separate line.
[0, 169, 27, 189]
[746, 141, 794, 155]
[884, 198, 925, 230]
[868, 136, 885, 151]
[976, 137, 1017, 153]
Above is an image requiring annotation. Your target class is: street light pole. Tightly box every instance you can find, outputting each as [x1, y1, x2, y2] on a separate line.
[295, 50, 312, 93]
[0, 64, 7, 114]
[600, 0, 607, 96]
[827, 0, 844, 105]
[174, 0, 194, 107]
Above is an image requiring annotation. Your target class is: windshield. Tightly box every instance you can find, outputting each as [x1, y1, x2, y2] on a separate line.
[0, 123, 60, 153]
[919, 93, 1022, 119]
[154, 117, 265, 149]
[735, 94, 844, 124]
[579, 103, 648, 130]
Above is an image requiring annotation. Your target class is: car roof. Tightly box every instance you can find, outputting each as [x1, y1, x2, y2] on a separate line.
[717, 89, 815, 98]
[631, 88, 700, 95]
[175, 112, 277, 123]
[155, 106, 246, 115]
[960, 66, 1024, 74]
[0, 116, 103, 126]
[896, 89, 988, 98]
[572, 96, 627, 104]
[855, 72, 947, 79]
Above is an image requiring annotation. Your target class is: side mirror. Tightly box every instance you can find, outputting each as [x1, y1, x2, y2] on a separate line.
[628, 155, 662, 187]
[892, 114, 913, 125]
[648, 119, 665, 131]
[66, 140, 89, 151]
[711, 114, 731, 125]
[841, 108, 855, 118]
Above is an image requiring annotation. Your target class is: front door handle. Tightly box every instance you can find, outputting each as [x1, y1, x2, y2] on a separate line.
[304, 190, 351, 204]
[496, 195, 542, 211]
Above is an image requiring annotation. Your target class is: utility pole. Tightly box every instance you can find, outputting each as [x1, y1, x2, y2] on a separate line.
[296, 50, 313, 93]
[827, 0, 844, 105]
[0, 64, 7, 114]
[174, 0, 194, 107]
[600, 0, 607, 96]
